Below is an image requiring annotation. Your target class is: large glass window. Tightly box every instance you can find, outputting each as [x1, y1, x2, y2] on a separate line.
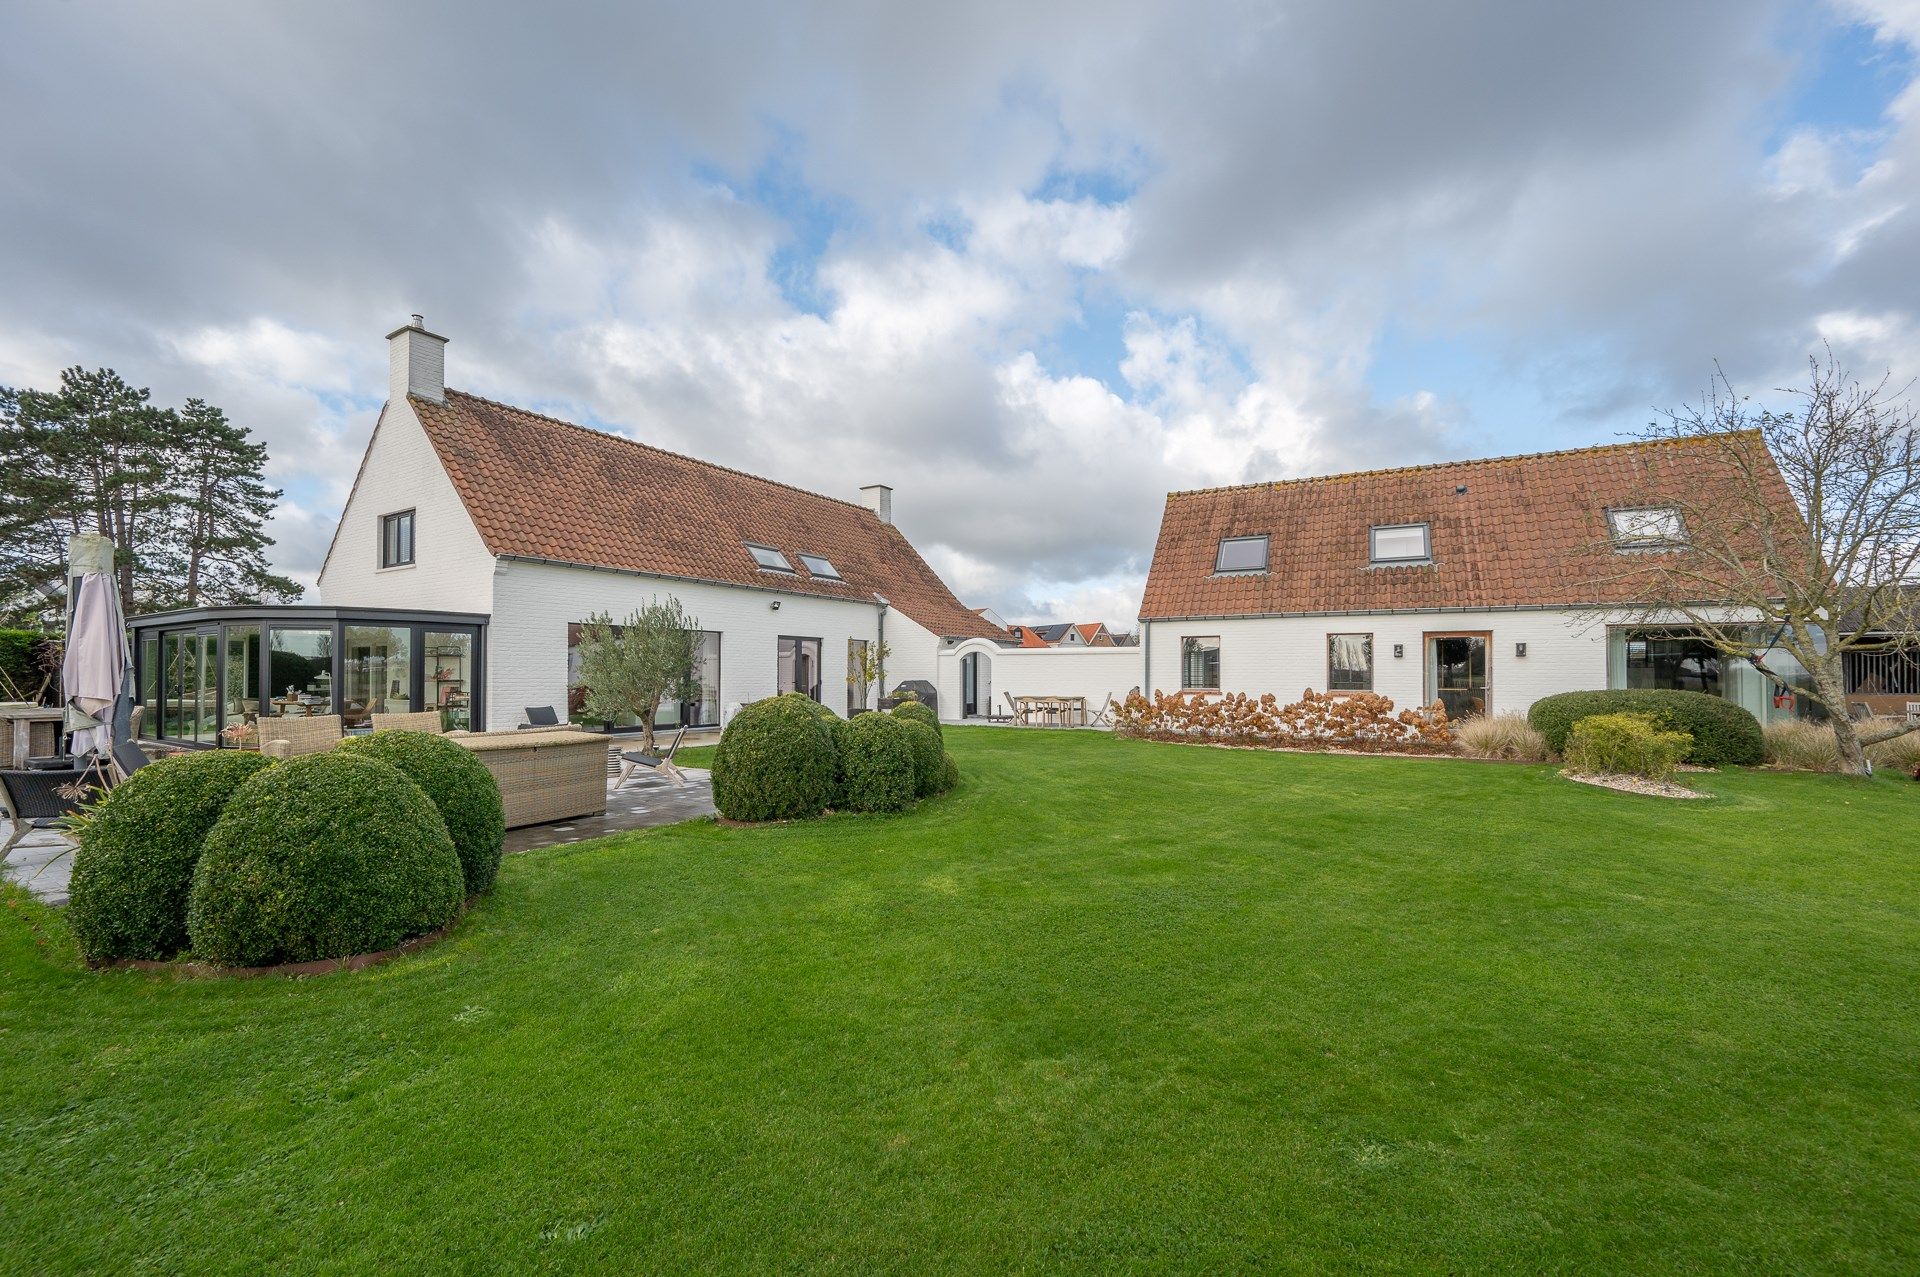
[1328, 633, 1373, 691]
[266, 628, 333, 718]
[342, 625, 413, 729]
[565, 624, 720, 728]
[138, 634, 158, 735]
[1181, 636, 1221, 690]
[1371, 523, 1430, 564]
[426, 631, 475, 731]
[223, 625, 261, 745]
[162, 632, 217, 743]
[778, 636, 823, 701]
[1626, 630, 1722, 696]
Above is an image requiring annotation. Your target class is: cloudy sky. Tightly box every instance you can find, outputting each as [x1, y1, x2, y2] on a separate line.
[3, 2, 1917, 627]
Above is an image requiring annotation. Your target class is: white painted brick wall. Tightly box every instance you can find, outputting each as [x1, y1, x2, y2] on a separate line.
[934, 641, 1145, 719]
[1142, 610, 1615, 718]
[486, 560, 904, 730]
[315, 399, 496, 614]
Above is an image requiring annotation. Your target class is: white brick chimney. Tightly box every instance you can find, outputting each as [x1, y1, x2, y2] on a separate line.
[860, 483, 893, 525]
[387, 314, 448, 404]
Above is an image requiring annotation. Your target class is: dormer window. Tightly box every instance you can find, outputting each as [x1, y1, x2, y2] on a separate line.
[1370, 523, 1430, 564]
[1214, 535, 1269, 573]
[1608, 506, 1686, 549]
[798, 553, 841, 580]
[745, 543, 795, 573]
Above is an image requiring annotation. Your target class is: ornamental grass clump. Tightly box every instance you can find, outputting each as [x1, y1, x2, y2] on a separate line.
[187, 753, 464, 967]
[1563, 713, 1693, 783]
[836, 712, 917, 813]
[1762, 719, 1843, 772]
[1453, 713, 1552, 762]
[337, 729, 505, 895]
[712, 695, 838, 821]
[66, 750, 275, 963]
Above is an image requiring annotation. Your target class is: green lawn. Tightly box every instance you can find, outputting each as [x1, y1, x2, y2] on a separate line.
[5, 729, 1919, 1272]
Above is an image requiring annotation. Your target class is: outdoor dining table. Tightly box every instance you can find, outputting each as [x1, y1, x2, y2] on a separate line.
[1011, 695, 1088, 727]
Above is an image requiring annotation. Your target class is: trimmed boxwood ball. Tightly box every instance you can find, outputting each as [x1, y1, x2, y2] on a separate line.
[67, 750, 276, 963]
[938, 752, 959, 793]
[1528, 689, 1764, 767]
[897, 718, 945, 798]
[890, 700, 940, 739]
[837, 712, 917, 813]
[712, 695, 838, 821]
[187, 752, 464, 967]
[337, 729, 505, 895]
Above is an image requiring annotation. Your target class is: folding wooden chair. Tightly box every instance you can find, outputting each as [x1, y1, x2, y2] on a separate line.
[615, 726, 689, 789]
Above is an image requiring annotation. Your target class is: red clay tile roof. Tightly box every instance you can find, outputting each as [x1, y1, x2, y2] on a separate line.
[412, 390, 1004, 639]
[1006, 625, 1050, 648]
[1140, 433, 1797, 619]
[1074, 623, 1108, 644]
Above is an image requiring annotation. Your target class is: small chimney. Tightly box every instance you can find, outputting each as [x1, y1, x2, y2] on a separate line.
[860, 483, 893, 525]
[386, 315, 448, 404]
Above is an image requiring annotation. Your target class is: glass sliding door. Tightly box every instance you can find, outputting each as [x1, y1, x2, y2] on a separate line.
[1426, 632, 1490, 719]
[222, 625, 261, 746]
[425, 630, 475, 731]
[778, 636, 822, 702]
[342, 624, 413, 729]
[266, 628, 333, 719]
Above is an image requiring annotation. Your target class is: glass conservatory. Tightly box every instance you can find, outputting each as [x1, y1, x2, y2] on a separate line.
[127, 605, 488, 748]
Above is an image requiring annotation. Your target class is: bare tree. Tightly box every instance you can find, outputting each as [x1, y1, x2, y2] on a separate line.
[1599, 353, 1919, 775]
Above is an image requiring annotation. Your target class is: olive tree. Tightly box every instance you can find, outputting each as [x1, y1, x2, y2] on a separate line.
[573, 598, 702, 751]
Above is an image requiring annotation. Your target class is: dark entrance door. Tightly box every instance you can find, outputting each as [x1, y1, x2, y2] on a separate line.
[1426, 632, 1490, 719]
[960, 651, 988, 717]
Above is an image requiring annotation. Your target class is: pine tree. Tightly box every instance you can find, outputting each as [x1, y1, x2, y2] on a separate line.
[161, 399, 301, 608]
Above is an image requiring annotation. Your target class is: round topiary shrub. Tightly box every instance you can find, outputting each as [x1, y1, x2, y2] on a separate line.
[837, 711, 917, 813]
[938, 752, 959, 793]
[712, 695, 838, 821]
[337, 729, 505, 896]
[891, 699, 940, 739]
[67, 750, 276, 963]
[777, 691, 840, 723]
[897, 718, 945, 798]
[187, 752, 464, 967]
[1527, 689, 1763, 767]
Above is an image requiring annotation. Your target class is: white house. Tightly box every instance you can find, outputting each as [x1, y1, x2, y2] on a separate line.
[315, 318, 1005, 730]
[1134, 437, 1818, 724]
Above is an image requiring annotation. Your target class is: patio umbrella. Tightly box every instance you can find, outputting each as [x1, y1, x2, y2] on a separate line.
[60, 534, 132, 766]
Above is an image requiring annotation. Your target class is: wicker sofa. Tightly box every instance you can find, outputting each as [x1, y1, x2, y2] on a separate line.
[444, 727, 608, 828]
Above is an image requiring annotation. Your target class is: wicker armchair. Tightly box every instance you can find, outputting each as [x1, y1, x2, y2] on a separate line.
[370, 710, 444, 733]
[260, 714, 344, 758]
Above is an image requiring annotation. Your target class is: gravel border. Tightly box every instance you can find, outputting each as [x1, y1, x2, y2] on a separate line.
[1560, 769, 1709, 799]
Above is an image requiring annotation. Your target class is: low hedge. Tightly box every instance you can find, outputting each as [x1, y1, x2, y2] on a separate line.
[836, 712, 916, 813]
[337, 730, 505, 895]
[1565, 713, 1693, 782]
[1528, 689, 1763, 767]
[891, 700, 940, 739]
[187, 753, 464, 967]
[712, 695, 838, 821]
[67, 750, 275, 963]
[897, 718, 946, 798]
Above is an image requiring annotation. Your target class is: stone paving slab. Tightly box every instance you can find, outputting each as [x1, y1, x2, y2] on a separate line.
[2, 769, 717, 906]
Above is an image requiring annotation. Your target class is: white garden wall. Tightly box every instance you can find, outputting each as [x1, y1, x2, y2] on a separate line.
[935, 641, 1146, 722]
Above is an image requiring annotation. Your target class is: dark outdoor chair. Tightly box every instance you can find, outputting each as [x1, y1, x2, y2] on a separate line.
[521, 705, 561, 729]
[0, 764, 106, 858]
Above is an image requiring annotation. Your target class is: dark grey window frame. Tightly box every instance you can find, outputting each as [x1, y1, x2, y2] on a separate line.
[798, 552, 842, 579]
[1213, 535, 1270, 574]
[778, 634, 824, 702]
[1328, 632, 1374, 691]
[1180, 635, 1221, 690]
[379, 509, 416, 568]
[1606, 505, 1688, 551]
[1369, 522, 1431, 565]
[745, 542, 796, 573]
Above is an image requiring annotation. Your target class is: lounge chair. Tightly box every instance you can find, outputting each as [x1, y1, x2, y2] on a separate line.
[615, 726, 689, 790]
[520, 705, 561, 729]
[0, 763, 106, 857]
